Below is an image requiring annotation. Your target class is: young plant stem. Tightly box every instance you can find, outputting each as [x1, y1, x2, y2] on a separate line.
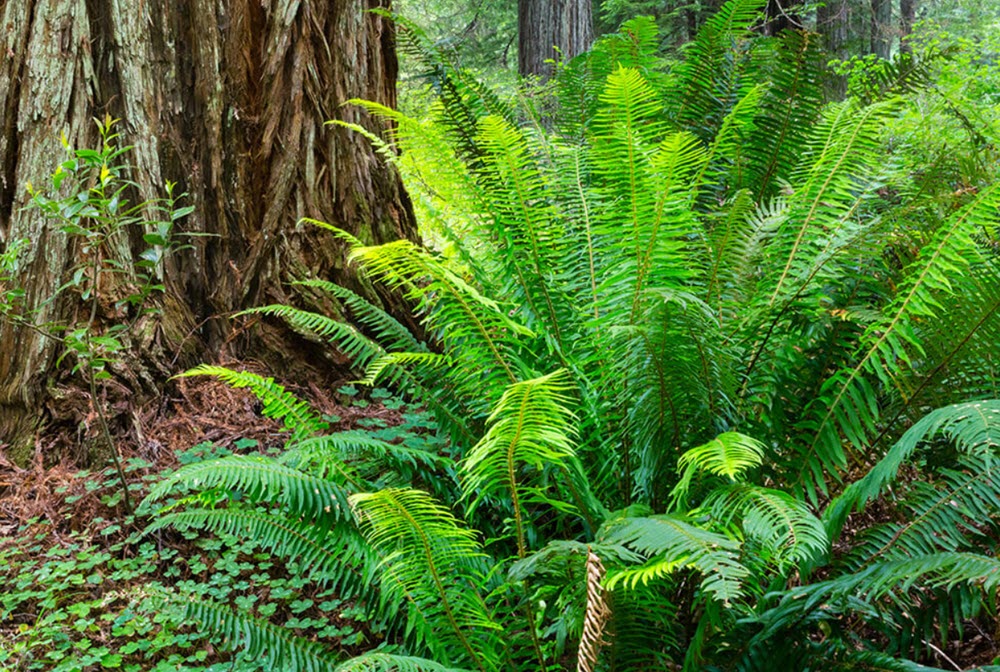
[86, 252, 133, 514]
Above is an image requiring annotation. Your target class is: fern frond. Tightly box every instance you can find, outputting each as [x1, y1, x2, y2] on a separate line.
[357, 352, 449, 388]
[142, 455, 352, 529]
[701, 484, 829, 568]
[335, 652, 470, 672]
[180, 597, 337, 672]
[825, 399, 1000, 542]
[843, 456, 1000, 568]
[668, 0, 765, 135]
[743, 29, 826, 199]
[347, 237, 529, 403]
[601, 513, 748, 602]
[239, 303, 382, 367]
[146, 507, 371, 593]
[175, 365, 328, 439]
[669, 432, 765, 509]
[352, 489, 501, 671]
[793, 185, 1000, 501]
[461, 370, 579, 554]
[292, 279, 424, 352]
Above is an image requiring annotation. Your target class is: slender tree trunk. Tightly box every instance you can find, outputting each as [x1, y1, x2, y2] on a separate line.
[0, 0, 416, 465]
[871, 0, 892, 58]
[900, 0, 916, 53]
[518, 0, 594, 79]
[817, 0, 849, 98]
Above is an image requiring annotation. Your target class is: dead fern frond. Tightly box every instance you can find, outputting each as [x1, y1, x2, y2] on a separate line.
[577, 547, 612, 672]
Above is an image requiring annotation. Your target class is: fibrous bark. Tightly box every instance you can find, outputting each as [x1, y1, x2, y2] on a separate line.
[0, 0, 416, 463]
[518, 0, 594, 79]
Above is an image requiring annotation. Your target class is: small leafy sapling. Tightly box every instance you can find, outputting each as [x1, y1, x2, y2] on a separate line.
[9, 114, 193, 513]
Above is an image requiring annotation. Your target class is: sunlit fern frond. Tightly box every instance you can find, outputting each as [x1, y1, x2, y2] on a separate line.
[474, 115, 575, 351]
[554, 16, 664, 142]
[669, 432, 766, 509]
[352, 489, 502, 671]
[591, 73, 705, 324]
[460, 370, 580, 554]
[174, 365, 327, 439]
[346, 237, 528, 401]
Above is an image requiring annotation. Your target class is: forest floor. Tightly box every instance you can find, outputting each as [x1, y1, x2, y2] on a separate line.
[0, 364, 407, 670]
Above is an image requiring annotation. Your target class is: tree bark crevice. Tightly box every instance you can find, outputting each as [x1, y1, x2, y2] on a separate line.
[0, 0, 416, 464]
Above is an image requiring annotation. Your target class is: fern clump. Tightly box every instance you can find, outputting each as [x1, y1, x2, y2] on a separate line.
[146, 2, 1000, 669]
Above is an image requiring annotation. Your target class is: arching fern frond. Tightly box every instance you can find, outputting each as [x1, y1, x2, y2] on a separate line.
[292, 279, 425, 352]
[180, 597, 338, 672]
[145, 507, 371, 594]
[239, 303, 382, 368]
[825, 399, 1000, 542]
[701, 484, 828, 568]
[335, 652, 470, 672]
[793, 185, 1000, 501]
[175, 365, 328, 439]
[142, 455, 352, 529]
[357, 352, 449, 388]
[669, 432, 766, 509]
[601, 512, 749, 602]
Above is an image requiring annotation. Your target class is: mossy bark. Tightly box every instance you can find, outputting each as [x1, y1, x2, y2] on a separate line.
[0, 0, 416, 464]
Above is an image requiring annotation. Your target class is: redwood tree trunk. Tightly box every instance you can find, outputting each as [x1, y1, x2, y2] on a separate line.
[518, 0, 594, 79]
[0, 0, 416, 464]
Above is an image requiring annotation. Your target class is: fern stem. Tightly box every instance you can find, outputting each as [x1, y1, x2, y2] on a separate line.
[573, 151, 600, 320]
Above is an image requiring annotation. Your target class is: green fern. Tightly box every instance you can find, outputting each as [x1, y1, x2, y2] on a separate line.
[601, 511, 749, 602]
[175, 365, 328, 439]
[352, 488, 502, 671]
[179, 596, 338, 672]
[143, 455, 352, 529]
[460, 370, 579, 555]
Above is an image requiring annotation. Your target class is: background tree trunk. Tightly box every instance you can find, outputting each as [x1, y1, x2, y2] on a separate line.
[817, 0, 849, 98]
[518, 0, 594, 78]
[870, 0, 892, 59]
[900, 0, 916, 53]
[0, 0, 416, 464]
